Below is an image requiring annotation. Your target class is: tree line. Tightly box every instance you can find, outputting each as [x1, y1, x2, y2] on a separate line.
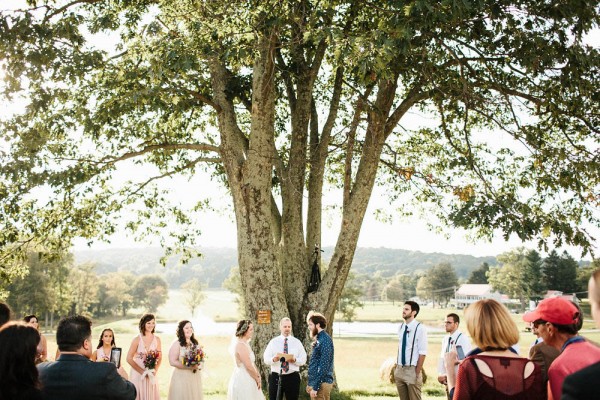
[2, 250, 171, 327]
[349, 247, 597, 311]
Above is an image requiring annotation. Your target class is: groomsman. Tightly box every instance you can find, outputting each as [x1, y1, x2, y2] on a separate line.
[437, 313, 471, 399]
[263, 317, 307, 400]
[395, 301, 427, 400]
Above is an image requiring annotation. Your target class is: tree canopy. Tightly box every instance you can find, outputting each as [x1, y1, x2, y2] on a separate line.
[1, 0, 599, 377]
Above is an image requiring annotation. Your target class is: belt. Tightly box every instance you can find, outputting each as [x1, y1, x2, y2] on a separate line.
[271, 371, 299, 376]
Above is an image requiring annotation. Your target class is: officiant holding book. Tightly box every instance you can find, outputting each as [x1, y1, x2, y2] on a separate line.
[263, 317, 307, 400]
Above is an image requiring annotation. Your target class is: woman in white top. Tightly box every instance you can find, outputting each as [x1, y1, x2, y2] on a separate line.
[227, 319, 265, 400]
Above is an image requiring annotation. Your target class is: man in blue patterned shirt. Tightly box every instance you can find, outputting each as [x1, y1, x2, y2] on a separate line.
[306, 311, 334, 399]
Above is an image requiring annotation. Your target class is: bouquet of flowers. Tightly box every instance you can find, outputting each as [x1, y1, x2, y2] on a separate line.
[139, 349, 161, 370]
[182, 345, 205, 373]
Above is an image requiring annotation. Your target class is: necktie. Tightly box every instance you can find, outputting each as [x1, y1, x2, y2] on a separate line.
[446, 338, 453, 353]
[282, 337, 289, 372]
[401, 325, 408, 366]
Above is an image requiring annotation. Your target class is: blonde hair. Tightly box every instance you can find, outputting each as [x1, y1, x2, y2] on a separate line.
[464, 299, 519, 350]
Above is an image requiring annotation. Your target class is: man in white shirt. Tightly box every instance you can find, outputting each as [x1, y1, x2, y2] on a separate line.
[395, 301, 427, 400]
[263, 317, 307, 400]
[437, 313, 471, 399]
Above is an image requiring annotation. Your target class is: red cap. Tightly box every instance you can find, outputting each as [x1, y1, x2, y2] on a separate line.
[523, 297, 579, 325]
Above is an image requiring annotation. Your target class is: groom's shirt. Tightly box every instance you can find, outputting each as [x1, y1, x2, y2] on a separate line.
[308, 330, 334, 391]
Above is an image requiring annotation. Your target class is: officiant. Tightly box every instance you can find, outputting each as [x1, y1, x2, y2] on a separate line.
[263, 317, 307, 400]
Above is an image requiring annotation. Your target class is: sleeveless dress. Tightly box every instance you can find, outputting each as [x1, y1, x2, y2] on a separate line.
[168, 344, 203, 400]
[130, 334, 160, 400]
[96, 347, 111, 362]
[227, 340, 265, 400]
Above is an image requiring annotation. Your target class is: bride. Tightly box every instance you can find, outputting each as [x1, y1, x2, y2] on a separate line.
[227, 320, 265, 400]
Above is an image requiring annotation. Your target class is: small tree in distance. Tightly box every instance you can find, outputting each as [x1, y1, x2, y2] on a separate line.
[132, 275, 169, 313]
[467, 262, 490, 284]
[181, 278, 206, 317]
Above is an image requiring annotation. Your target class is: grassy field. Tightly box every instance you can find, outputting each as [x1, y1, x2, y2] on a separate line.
[40, 289, 600, 399]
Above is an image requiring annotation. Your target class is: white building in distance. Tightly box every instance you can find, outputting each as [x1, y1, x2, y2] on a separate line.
[453, 284, 503, 309]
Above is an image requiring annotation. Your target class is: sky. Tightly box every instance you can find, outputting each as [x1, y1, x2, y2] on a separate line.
[70, 166, 596, 260]
[2, 2, 598, 260]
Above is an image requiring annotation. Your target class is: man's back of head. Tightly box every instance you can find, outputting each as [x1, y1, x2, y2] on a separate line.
[0, 302, 12, 328]
[56, 315, 92, 353]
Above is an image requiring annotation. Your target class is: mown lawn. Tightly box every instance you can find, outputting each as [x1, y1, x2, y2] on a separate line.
[40, 290, 600, 399]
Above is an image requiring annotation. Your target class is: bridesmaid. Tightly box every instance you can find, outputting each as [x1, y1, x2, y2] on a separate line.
[92, 328, 115, 362]
[24, 315, 47, 363]
[127, 314, 162, 400]
[168, 320, 203, 400]
[92, 328, 128, 379]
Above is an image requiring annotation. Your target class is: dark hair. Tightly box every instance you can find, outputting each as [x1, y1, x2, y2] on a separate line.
[96, 328, 116, 349]
[176, 320, 199, 347]
[447, 313, 460, 324]
[24, 314, 38, 323]
[0, 302, 11, 327]
[309, 314, 328, 330]
[235, 319, 252, 338]
[0, 322, 41, 399]
[138, 314, 156, 334]
[405, 301, 420, 317]
[56, 315, 92, 352]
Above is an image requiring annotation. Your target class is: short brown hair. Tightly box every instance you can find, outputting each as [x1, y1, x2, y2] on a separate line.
[308, 314, 327, 330]
[464, 299, 519, 350]
[138, 314, 156, 334]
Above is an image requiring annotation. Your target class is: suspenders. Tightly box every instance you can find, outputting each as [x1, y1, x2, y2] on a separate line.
[399, 322, 421, 366]
[446, 332, 462, 352]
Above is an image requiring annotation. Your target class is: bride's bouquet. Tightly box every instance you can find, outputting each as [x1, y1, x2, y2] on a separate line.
[182, 345, 205, 373]
[139, 349, 161, 370]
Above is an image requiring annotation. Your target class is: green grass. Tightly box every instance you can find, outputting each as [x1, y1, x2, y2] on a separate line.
[41, 290, 600, 399]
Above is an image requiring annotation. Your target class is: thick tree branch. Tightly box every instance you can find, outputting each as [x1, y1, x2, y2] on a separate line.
[275, 48, 297, 109]
[385, 88, 434, 138]
[99, 143, 220, 165]
[42, 0, 105, 22]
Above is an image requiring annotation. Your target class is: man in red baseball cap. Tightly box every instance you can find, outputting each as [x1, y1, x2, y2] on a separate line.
[523, 297, 600, 400]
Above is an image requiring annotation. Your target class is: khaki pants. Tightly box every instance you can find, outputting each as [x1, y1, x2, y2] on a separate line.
[394, 365, 422, 400]
[314, 382, 333, 400]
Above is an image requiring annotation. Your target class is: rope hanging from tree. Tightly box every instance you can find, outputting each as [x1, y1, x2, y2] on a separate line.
[308, 245, 323, 293]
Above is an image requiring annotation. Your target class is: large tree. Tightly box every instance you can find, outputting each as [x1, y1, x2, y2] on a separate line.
[417, 262, 458, 305]
[1, 0, 599, 376]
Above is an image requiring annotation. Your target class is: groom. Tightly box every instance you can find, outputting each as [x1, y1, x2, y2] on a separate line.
[306, 311, 334, 400]
[38, 315, 136, 400]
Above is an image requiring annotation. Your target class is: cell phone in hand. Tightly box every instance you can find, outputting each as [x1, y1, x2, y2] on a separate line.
[456, 345, 465, 360]
[110, 347, 122, 369]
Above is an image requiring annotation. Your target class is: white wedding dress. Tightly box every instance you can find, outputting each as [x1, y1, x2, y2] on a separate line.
[227, 340, 265, 400]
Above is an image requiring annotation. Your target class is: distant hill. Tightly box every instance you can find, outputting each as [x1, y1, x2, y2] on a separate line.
[74, 246, 498, 288]
[343, 247, 498, 278]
